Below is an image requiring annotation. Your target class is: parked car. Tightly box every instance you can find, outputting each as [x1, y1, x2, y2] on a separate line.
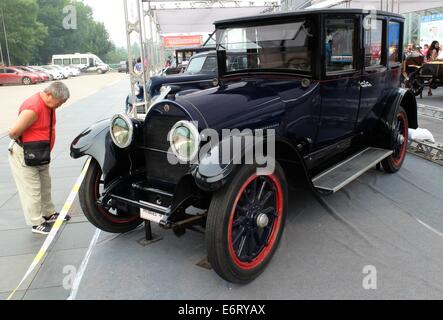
[407, 61, 443, 98]
[118, 61, 128, 73]
[126, 51, 219, 114]
[0, 67, 41, 85]
[70, 9, 418, 283]
[44, 65, 70, 79]
[15, 66, 49, 82]
[39, 65, 64, 80]
[28, 66, 54, 81]
[65, 66, 81, 76]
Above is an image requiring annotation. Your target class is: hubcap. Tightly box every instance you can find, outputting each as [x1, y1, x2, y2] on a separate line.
[256, 213, 269, 228]
[397, 133, 405, 145]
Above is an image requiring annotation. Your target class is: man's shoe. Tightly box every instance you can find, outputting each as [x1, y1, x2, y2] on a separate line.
[32, 222, 52, 235]
[44, 213, 71, 223]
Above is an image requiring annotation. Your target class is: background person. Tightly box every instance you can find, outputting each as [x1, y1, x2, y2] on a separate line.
[8, 82, 71, 234]
[426, 40, 440, 96]
[421, 44, 429, 58]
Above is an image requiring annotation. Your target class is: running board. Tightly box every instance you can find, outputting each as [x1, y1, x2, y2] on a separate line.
[312, 147, 393, 193]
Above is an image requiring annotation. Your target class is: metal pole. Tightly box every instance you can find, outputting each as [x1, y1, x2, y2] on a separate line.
[0, 30, 4, 66]
[123, 0, 150, 117]
[1, 8, 11, 66]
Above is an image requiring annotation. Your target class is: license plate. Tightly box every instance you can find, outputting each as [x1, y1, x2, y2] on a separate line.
[140, 208, 164, 223]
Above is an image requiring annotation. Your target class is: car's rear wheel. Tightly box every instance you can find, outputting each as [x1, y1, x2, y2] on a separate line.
[79, 158, 142, 233]
[22, 77, 32, 85]
[206, 162, 287, 283]
[382, 106, 409, 173]
[97, 69, 103, 74]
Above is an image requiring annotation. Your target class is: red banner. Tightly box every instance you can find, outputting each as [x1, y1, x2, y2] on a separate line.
[162, 35, 202, 48]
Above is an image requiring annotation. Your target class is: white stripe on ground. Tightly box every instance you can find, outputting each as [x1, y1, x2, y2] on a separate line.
[416, 218, 443, 239]
[67, 228, 101, 300]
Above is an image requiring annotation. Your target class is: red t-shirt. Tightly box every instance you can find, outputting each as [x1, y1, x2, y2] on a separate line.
[19, 93, 56, 150]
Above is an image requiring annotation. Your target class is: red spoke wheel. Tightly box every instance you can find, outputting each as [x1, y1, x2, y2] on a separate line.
[79, 158, 142, 233]
[206, 162, 287, 283]
[382, 106, 409, 173]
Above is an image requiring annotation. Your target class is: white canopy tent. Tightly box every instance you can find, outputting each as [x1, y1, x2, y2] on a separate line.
[145, 1, 280, 35]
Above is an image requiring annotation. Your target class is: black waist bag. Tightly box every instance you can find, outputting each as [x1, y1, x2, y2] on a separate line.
[22, 110, 53, 167]
[23, 140, 51, 166]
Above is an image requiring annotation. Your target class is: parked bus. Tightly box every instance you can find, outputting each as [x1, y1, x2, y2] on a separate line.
[52, 53, 110, 74]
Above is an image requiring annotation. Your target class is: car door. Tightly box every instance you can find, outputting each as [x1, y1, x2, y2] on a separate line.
[358, 17, 388, 129]
[5, 68, 20, 84]
[0, 68, 6, 84]
[316, 15, 362, 147]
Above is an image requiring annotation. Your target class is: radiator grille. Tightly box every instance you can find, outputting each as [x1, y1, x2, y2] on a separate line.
[142, 113, 190, 183]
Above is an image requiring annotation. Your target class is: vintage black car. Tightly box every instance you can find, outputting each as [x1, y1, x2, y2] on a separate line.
[126, 51, 218, 114]
[71, 9, 417, 283]
[408, 61, 443, 97]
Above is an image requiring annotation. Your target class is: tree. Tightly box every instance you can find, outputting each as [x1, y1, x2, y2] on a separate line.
[37, 0, 114, 64]
[0, 0, 47, 65]
[105, 46, 128, 64]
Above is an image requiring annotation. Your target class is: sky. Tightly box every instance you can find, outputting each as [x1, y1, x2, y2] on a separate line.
[82, 0, 127, 47]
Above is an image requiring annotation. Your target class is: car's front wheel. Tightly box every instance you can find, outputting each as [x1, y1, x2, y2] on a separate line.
[382, 106, 409, 173]
[206, 162, 288, 283]
[79, 158, 142, 233]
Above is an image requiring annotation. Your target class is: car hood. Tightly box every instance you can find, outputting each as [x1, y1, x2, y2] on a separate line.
[149, 73, 215, 94]
[174, 79, 287, 131]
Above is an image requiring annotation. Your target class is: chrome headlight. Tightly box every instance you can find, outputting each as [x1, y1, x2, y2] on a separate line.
[110, 113, 134, 148]
[168, 120, 200, 162]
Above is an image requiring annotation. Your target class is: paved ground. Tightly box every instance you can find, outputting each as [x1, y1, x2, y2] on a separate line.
[0, 76, 129, 300]
[0, 81, 442, 300]
[416, 90, 443, 143]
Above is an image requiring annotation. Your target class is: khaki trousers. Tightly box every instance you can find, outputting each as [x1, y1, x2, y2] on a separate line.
[8, 141, 55, 226]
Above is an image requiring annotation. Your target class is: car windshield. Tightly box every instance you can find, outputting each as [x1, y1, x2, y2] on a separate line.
[185, 55, 217, 74]
[217, 19, 313, 74]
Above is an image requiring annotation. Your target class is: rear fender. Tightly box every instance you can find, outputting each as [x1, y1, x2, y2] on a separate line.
[373, 88, 418, 149]
[385, 88, 418, 129]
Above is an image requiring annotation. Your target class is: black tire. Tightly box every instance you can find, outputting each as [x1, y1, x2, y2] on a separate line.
[79, 158, 142, 233]
[22, 77, 32, 85]
[206, 162, 288, 283]
[382, 106, 409, 173]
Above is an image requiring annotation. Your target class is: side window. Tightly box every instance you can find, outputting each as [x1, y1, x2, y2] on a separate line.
[388, 21, 401, 65]
[53, 59, 62, 65]
[63, 58, 71, 65]
[6, 68, 16, 74]
[81, 58, 87, 64]
[325, 17, 356, 73]
[201, 56, 217, 73]
[0, 68, 4, 74]
[72, 58, 80, 64]
[364, 19, 384, 67]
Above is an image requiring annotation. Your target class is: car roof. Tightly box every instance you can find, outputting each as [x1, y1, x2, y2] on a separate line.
[214, 8, 403, 26]
[190, 50, 216, 59]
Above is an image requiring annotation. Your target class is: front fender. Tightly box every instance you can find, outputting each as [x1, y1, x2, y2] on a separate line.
[193, 131, 277, 192]
[70, 119, 119, 179]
